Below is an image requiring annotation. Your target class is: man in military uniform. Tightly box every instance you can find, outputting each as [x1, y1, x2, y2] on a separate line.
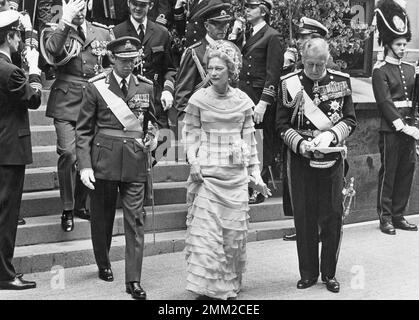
[230, 0, 283, 204]
[276, 38, 357, 293]
[0, 10, 41, 290]
[76, 36, 158, 300]
[148, 0, 175, 27]
[281, 17, 336, 241]
[174, 0, 231, 115]
[41, 0, 113, 232]
[113, 0, 177, 129]
[372, 0, 418, 235]
[174, 0, 212, 50]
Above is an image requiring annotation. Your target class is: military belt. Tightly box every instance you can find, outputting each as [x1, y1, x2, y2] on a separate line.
[98, 128, 143, 139]
[56, 73, 89, 84]
[394, 101, 412, 108]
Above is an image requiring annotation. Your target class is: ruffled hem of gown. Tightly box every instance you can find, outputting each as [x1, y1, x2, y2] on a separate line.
[185, 175, 249, 300]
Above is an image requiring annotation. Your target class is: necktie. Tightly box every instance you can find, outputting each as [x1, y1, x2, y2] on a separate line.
[121, 78, 128, 97]
[249, 27, 254, 37]
[138, 24, 145, 44]
[77, 26, 86, 42]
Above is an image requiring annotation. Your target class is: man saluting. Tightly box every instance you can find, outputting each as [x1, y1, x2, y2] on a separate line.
[76, 36, 159, 300]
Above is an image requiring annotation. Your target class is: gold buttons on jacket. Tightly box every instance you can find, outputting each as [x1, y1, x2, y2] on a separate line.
[123, 140, 127, 144]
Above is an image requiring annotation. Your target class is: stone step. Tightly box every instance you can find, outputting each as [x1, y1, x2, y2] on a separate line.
[16, 197, 284, 247]
[20, 180, 190, 218]
[30, 125, 56, 146]
[30, 146, 57, 168]
[29, 105, 51, 126]
[23, 162, 190, 192]
[13, 218, 294, 274]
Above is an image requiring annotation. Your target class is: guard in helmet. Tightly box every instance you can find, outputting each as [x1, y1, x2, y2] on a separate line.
[372, 0, 419, 235]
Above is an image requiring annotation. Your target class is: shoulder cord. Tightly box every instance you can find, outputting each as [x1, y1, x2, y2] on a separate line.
[40, 28, 82, 67]
[282, 80, 304, 126]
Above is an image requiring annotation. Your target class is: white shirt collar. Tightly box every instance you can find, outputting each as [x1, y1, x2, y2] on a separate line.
[0, 49, 11, 62]
[205, 34, 216, 46]
[252, 20, 266, 36]
[113, 71, 130, 87]
[130, 15, 147, 34]
[385, 56, 402, 65]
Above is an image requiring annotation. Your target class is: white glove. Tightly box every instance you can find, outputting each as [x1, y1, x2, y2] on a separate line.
[311, 131, 334, 148]
[175, 0, 187, 9]
[25, 48, 41, 75]
[161, 90, 174, 111]
[20, 12, 33, 31]
[283, 47, 298, 67]
[61, 0, 85, 25]
[401, 125, 419, 140]
[299, 140, 312, 158]
[249, 171, 272, 198]
[80, 168, 95, 190]
[254, 101, 268, 124]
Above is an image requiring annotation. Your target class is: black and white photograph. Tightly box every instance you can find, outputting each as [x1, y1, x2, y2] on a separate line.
[1, 0, 419, 310]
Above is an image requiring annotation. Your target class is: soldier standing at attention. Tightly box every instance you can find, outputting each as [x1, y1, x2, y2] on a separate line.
[372, 0, 418, 235]
[41, 0, 113, 232]
[76, 36, 158, 300]
[0, 10, 41, 290]
[113, 0, 177, 130]
[230, 0, 283, 204]
[276, 38, 357, 293]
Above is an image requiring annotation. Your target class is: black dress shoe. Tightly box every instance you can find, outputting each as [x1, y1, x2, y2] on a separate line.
[0, 277, 36, 290]
[297, 277, 317, 289]
[249, 191, 265, 204]
[18, 218, 26, 226]
[61, 210, 74, 232]
[322, 276, 340, 293]
[98, 268, 114, 282]
[126, 282, 146, 300]
[393, 218, 418, 231]
[283, 233, 297, 241]
[380, 221, 396, 235]
[74, 208, 91, 221]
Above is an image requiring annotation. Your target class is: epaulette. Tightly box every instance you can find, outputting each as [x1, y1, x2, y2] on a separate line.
[280, 69, 301, 81]
[373, 60, 386, 70]
[186, 41, 202, 51]
[402, 61, 416, 67]
[45, 22, 58, 30]
[88, 70, 111, 83]
[327, 69, 350, 78]
[91, 21, 114, 30]
[137, 74, 153, 85]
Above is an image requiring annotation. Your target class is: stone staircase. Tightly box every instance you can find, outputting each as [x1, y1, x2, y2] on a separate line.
[15, 87, 290, 274]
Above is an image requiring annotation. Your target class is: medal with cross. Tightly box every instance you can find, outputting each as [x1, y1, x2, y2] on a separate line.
[329, 99, 342, 124]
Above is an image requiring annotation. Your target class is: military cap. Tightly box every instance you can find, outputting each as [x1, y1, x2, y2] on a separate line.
[107, 36, 141, 58]
[298, 17, 328, 37]
[245, 0, 274, 11]
[374, 0, 411, 46]
[0, 9, 23, 32]
[195, 0, 232, 22]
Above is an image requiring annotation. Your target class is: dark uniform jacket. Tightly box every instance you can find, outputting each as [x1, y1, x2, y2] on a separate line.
[148, 0, 175, 27]
[237, 24, 283, 106]
[0, 52, 42, 165]
[113, 18, 176, 123]
[43, 20, 112, 121]
[174, 37, 209, 113]
[372, 57, 416, 132]
[173, 0, 210, 50]
[76, 71, 155, 183]
[276, 69, 357, 158]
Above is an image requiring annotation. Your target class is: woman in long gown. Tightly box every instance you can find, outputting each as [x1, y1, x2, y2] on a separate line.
[182, 40, 271, 300]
